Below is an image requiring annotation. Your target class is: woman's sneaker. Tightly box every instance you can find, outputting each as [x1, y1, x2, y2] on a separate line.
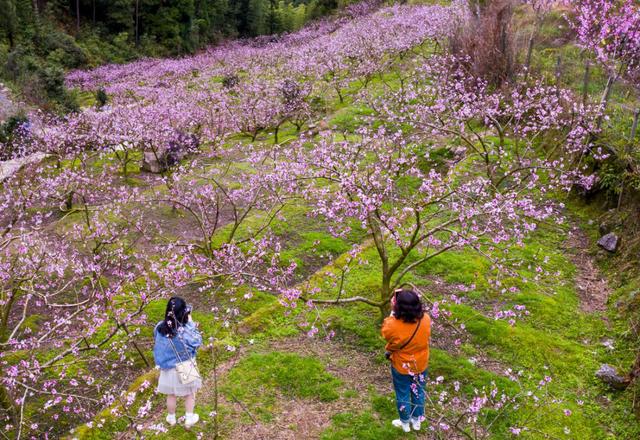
[165, 413, 176, 426]
[185, 412, 199, 428]
[391, 419, 411, 433]
[410, 417, 422, 431]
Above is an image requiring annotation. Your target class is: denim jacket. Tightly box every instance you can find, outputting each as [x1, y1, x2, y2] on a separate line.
[153, 321, 203, 370]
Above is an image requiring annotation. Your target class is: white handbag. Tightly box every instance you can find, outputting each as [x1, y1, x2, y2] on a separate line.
[169, 336, 202, 385]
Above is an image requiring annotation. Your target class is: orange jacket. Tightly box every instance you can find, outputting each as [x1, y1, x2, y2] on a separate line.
[381, 314, 431, 375]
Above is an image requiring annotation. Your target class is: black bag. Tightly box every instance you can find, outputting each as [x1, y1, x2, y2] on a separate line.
[385, 318, 422, 361]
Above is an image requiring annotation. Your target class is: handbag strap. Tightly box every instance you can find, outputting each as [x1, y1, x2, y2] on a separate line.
[167, 336, 185, 364]
[170, 329, 198, 368]
[395, 317, 422, 352]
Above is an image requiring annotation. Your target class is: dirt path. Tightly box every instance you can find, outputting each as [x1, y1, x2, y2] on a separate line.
[562, 224, 612, 317]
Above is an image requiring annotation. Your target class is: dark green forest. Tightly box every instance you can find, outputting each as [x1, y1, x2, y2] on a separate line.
[0, 0, 341, 110]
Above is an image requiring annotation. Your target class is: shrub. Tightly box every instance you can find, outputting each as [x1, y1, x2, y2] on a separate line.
[95, 88, 108, 108]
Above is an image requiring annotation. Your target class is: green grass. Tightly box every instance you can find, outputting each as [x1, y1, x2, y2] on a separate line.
[221, 352, 342, 422]
[321, 394, 410, 440]
[73, 369, 160, 440]
[51, 9, 640, 439]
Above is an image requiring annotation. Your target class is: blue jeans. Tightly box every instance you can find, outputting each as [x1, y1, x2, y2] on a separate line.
[391, 366, 427, 422]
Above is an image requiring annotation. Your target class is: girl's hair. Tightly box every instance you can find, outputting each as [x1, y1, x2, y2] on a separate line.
[157, 296, 191, 337]
[393, 289, 424, 323]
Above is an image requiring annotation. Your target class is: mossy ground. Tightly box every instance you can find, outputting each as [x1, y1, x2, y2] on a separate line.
[72, 204, 640, 439]
[60, 3, 640, 439]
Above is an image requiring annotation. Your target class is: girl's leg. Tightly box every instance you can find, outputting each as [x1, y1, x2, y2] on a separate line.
[410, 370, 427, 422]
[184, 392, 199, 427]
[166, 395, 177, 414]
[185, 392, 196, 414]
[391, 367, 411, 422]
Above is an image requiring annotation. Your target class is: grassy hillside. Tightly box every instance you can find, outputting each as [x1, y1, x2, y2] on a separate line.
[3, 1, 640, 439]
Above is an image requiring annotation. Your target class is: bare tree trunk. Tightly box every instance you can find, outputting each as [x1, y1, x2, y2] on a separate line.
[523, 32, 534, 81]
[135, 0, 140, 47]
[582, 60, 591, 106]
[630, 109, 640, 144]
[617, 182, 624, 211]
[596, 75, 616, 131]
[497, 1, 513, 82]
[380, 272, 392, 318]
[0, 384, 17, 426]
[76, 0, 80, 33]
[554, 56, 562, 96]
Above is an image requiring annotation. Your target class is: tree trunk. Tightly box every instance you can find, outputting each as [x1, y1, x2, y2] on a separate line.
[135, 0, 140, 47]
[380, 273, 392, 318]
[582, 60, 591, 107]
[122, 151, 128, 178]
[597, 74, 616, 131]
[64, 190, 74, 211]
[554, 56, 562, 94]
[76, 0, 80, 33]
[523, 32, 534, 80]
[0, 384, 16, 426]
[630, 109, 640, 144]
[617, 182, 624, 211]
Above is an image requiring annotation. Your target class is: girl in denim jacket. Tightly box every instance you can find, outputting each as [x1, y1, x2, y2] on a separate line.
[153, 297, 203, 427]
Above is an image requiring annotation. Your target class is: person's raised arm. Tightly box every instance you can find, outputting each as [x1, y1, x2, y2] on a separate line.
[184, 318, 203, 348]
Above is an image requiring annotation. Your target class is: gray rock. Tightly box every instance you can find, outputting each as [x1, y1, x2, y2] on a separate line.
[0, 152, 49, 182]
[597, 233, 619, 253]
[595, 364, 628, 390]
[0, 84, 15, 123]
[141, 150, 166, 173]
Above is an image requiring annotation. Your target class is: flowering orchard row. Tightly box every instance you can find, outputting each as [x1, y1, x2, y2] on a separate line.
[0, 0, 630, 438]
[0, 4, 462, 438]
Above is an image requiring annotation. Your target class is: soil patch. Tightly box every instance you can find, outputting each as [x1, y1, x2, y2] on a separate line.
[223, 336, 389, 439]
[562, 225, 612, 317]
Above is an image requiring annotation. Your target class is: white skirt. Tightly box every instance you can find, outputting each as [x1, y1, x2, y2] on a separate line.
[157, 367, 203, 396]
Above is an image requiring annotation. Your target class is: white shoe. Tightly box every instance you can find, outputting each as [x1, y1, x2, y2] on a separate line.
[185, 412, 199, 428]
[166, 413, 176, 426]
[391, 419, 410, 433]
[411, 417, 422, 431]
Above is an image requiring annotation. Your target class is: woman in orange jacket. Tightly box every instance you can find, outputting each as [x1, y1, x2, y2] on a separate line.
[381, 289, 431, 432]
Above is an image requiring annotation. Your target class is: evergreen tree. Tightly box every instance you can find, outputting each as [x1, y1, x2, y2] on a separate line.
[0, 0, 18, 49]
[107, 0, 135, 36]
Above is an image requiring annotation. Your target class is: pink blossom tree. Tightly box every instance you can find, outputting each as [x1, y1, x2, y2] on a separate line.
[0, 193, 183, 438]
[572, 0, 640, 122]
[290, 56, 597, 316]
